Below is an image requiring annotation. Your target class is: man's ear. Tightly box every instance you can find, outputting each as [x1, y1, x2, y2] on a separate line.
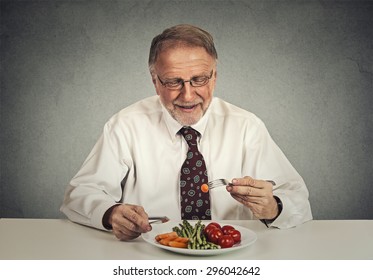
[150, 71, 157, 85]
[151, 75, 160, 96]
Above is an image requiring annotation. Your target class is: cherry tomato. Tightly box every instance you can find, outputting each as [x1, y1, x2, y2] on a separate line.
[218, 235, 235, 248]
[206, 222, 221, 230]
[221, 225, 235, 235]
[229, 229, 241, 243]
[204, 224, 217, 236]
[207, 228, 223, 244]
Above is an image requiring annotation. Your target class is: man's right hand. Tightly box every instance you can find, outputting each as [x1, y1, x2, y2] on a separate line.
[106, 204, 152, 241]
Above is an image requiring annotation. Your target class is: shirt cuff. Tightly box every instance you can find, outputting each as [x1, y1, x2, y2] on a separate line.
[91, 200, 119, 231]
[260, 195, 283, 227]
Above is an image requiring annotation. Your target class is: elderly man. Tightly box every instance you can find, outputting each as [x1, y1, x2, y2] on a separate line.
[61, 24, 312, 241]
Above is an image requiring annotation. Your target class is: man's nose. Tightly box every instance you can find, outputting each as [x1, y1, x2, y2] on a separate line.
[180, 82, 195, 101]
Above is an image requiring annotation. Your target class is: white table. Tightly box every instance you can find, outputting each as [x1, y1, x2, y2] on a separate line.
[0, 219, 372, 259]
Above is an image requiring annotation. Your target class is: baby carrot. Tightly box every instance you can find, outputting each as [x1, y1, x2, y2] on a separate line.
[174, 236, 189, 243]
[159, 236, 178, 246]
[155, 231, 178, 241]
[168, 241, 188, 248]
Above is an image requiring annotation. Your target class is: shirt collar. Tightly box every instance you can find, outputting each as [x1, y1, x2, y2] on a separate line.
[159, 97, 213, 141]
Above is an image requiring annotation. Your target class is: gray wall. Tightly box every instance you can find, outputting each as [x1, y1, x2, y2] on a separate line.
[1, 0, 372, 220]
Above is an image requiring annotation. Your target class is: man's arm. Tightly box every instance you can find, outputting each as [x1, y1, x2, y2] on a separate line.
[235, 117, 312, 228]
[60, 121, 129, 230]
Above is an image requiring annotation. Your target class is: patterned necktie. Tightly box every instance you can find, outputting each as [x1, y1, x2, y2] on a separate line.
[179, 127, 211, 220]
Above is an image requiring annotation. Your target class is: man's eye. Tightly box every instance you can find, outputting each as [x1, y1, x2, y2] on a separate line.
[192, 77, 208, 84]
[165, 80, 181, 87]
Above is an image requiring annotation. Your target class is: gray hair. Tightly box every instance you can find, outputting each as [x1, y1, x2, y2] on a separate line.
[148, 24, 218, 73]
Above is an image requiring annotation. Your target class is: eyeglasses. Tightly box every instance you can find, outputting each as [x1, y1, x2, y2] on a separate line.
[157, 70, 214, 90]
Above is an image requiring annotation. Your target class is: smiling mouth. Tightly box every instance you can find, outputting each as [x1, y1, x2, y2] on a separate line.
[176, 104, 199, 111]
[179, 105, 196, 109]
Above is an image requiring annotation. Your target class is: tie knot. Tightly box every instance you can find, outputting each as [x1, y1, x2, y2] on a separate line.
[179, 127, 199, 146]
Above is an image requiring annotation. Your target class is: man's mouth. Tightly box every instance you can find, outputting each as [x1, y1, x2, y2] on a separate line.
[175, 104, 199, 112]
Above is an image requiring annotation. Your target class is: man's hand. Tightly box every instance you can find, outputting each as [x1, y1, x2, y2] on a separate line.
[226, 176, 279, 220]
[107, 204, 152, 241]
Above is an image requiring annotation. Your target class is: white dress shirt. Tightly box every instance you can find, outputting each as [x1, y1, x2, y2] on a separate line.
[61, 96, 312, 230]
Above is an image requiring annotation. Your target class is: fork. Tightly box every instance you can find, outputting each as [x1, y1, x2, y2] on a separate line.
[148, 216, 170, 224]
[207, 179, 276, 191]
[207, 178, 232, 190]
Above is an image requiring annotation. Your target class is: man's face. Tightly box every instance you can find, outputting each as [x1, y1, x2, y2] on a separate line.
[152, 46, 217, 126]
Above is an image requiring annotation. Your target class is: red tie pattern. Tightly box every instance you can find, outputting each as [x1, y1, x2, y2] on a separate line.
[179, 127, 211, 220]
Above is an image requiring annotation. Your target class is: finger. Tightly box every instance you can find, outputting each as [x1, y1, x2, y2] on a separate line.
[232, 176, 258, 187]
[112, 205, 150, 234]
[228, 185, 264, 197]
[133, 205, 150, 224]
[113, 227, 141, 241]
[231, 193, 264, 203]
[232, 176, 272, 190]
[230, 194, 262, 217]
[242, 195, 264, 204]
[230, 193, 253, 206]
[111, 212, 138, 236]
[124, 205, 151, 232]
[111, 219, 137, 239]
[112, 217, 147, 242]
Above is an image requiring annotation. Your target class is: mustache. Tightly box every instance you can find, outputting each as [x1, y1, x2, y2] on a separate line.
[173, 99, 203, 107]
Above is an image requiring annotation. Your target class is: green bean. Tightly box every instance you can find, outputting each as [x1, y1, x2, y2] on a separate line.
[172, 220, 221, 250]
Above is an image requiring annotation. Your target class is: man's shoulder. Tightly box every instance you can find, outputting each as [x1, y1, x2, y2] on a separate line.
[114, 96, 161, 117]
[209, 98, 266, 135]
[211, 97, 261, 123]
[106, 96, 162, 127]
[119, 95, 161, 114]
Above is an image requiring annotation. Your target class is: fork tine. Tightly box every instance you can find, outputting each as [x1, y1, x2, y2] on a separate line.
[207, 179, 229, 189]
[148, 216, 169, 224]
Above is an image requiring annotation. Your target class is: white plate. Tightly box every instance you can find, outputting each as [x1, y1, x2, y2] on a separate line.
[142, 221, 257, 256]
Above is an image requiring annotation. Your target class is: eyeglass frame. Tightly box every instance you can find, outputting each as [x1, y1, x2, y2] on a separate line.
[157, 70, 214, 90]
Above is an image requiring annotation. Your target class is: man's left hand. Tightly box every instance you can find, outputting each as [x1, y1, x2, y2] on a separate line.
[226, 176, 279, 220]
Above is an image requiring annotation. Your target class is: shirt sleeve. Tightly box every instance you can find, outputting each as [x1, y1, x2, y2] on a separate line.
[244, 117, 313, 229]
[60, 120, 130, 230]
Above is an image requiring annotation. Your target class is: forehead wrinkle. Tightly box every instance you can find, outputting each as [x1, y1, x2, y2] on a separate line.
[155, 46, 215, 79]
[161, 63, 212, 79]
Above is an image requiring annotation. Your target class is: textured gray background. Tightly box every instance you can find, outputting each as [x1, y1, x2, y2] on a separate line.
[1, 0, 372, 220]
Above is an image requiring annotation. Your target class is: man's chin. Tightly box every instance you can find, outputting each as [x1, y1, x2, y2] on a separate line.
[164, 103, 206, 126]
[173, 112, 202, 126]
[176, 116, 199, 126]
